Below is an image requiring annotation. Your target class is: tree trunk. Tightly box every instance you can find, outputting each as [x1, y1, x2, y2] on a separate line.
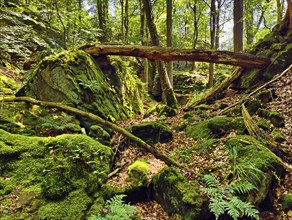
[233, 0, 243, 52]
[142, 0, 178, 108]
[124, 0, 129, 44]
[166, 0, 173, 86]
[140, 0, 149, 92]
[208, 0, 216, 88]
[84, 45, 270, 68]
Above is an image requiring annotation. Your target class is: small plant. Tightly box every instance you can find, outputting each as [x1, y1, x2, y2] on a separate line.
[201, 174, 259, 220]
[88, 194, 139, 220]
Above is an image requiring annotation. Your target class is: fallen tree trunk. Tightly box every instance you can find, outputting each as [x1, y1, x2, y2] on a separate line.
[185, 67, 244, 109]
[84, 45, 270, 68]
[0, 96, 182, 168]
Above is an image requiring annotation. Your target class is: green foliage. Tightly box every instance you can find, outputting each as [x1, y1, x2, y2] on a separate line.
[201, 175, 259, 220]
[88, 195, 139, 220]
[40, 115, 80, 132]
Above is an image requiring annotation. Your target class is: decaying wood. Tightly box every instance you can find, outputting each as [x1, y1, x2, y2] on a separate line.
[185, 67, 244, 110]
[218, 64, 292, 115]
[242, 104, 292, 171]
[84, 45, 270, 68]
[0, 96, 182, 168]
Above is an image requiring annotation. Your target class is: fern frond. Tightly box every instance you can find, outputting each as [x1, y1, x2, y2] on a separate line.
[201, 187, 220, 196]
[229, 181, 257, 194]
[209, 198, 226, 219]
[202, 174, 220, 187]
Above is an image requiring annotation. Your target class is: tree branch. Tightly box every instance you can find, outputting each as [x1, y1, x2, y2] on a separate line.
[0, 96, 182, 168]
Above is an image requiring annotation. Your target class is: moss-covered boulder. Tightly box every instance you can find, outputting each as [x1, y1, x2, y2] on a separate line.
[186, 116, 246, 139]
[280, 194, 292, 212]
[0, 129, 112, 219]
[225, 135, 280, 205]
[17, 50, 143, 124]
[257, 109, 285, 128]
[127, 159, 150, 189]
[129, 121, 173, 145]
[269, 111, 285, 127]
[152, 167, 205, 219]
[272, 128, 285, 143]
[143, 103, 176, 118]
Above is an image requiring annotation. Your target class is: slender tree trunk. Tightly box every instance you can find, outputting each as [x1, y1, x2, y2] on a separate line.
[120, 0, 124, 42]
[143, 0, 178, 108]
[54, 0, 67, 49]
[233, 0, 244, 52]
[190, 1, 200, 71]
[124, 0, 129, 44]
[140, 0, 149, 92]
[208, 0, 216, 88]
[166, 0, 173, 86]
[276, 0, 284, 23]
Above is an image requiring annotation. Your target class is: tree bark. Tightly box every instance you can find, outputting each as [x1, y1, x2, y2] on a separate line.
[209, 0, 216, 87]
[233, 0, 243, 52]
[143, 0, 178, 108]
[1, 96, 182, 168]
[84, 45, 270, 68]
[166, 0, 173, 86]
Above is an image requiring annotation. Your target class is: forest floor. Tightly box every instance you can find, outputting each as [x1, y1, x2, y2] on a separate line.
[108, 70, 292, 220]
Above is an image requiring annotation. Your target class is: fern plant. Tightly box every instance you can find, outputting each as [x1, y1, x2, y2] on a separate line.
[201, 175, 259, 220]
[88, 194, 139, 220]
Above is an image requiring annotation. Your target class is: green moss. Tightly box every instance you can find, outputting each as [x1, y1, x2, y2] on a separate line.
[194, 104, 210, 111]
[269, 111, 285, 127]
[152, 167, 202, 219]
[38, 189, 92, 220]
[272, 128, 285, 143]
[88, 125, 111, 145]
[19, 50, 143, 123]
[263, 43, 292, 80]
[186, 116, 246, 140]
[280, 194, 292, 211]
[129, 121, 173, 145]
[41, 134, 112, 199]
[245, 99, 262, 115]
[127, 159, 150, 189]
[0, 129, 113, 219]
[226, 135, 280, 204]
[207, 116, 234, 137]
[186, 120, 210, 140]
[257, 118, 270, 130]
[256, 89, 275, 103]
[257, 108, 270, 118]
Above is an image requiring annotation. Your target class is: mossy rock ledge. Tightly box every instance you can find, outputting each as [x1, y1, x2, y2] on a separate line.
[152, 167, 208, 220]
[226, 135, 281, 205]
[17, 50, 143, 124]
[186, 116, 246, 139]
[0, 129, 113, 220]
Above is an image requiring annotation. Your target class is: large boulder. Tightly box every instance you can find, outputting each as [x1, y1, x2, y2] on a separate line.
[17, 50, 144, 125]
[0, 129, 112, 219]
[129, 121, 173, 145]
[225, 135, 281, 205]
[152, 167, 207, 219]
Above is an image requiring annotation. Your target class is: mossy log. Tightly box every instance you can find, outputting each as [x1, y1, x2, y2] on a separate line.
[185, 68, 244, 109]
[1, 96, 182, 168]
[84, 45, 270, 68]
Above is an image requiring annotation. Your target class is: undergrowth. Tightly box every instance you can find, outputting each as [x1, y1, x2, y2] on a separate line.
[88, 194, 139, 220]
[201, 174, 259, 220]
